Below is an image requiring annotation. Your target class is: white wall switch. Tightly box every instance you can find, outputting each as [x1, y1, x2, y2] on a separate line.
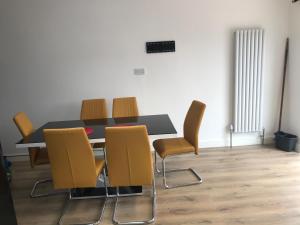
[134, 68, 146, 76]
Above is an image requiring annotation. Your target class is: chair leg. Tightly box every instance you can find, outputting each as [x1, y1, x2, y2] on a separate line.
[112, 181, 156, 225]
[162, 158, 203, 189]
[154, 151, 160, 174]
[58, 192, 107, 225]
[57, 169, 108, 225]
[30, 178, 65, 198]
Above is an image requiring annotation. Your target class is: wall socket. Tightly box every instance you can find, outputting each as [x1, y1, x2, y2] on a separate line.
[133, 68, 146, 76]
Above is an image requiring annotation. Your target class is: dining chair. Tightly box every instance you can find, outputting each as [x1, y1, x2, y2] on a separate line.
[105, 125, 156, 225]
[80, 98, 108, 120]
[80, 98, 108, 149]
[112, 97, 139, 118]
[13, 112, 53, 198]
[153, 100, 206, 189]
[44, 127, 107, 225]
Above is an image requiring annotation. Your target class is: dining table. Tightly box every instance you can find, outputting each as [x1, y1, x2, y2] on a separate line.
[15, 114, 177, 198]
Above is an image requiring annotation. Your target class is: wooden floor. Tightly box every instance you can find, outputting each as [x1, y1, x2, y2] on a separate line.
[10, 146, 300, 225]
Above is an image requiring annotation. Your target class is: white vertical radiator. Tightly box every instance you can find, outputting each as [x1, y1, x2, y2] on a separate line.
[230, 28, 265, 146]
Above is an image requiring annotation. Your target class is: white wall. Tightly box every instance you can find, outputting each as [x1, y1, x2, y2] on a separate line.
[283, 2, 300, 151]
[0, 0, 290, 156]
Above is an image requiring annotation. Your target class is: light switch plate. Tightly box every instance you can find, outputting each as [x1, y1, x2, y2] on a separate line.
[134, 68, 146, 76]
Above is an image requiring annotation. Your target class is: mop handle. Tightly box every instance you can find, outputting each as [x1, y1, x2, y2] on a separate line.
[278, 38, 289, 131]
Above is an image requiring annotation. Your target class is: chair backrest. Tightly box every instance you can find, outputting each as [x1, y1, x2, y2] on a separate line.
[183, 100, 206, 154]
[112, 97, 139, 118]
[13, 112, 39, 168]
[13, 112, 34, 138]
[80, 98, 108, 120]
[105, 125, 153, 187]
[43, 128, 97, 189]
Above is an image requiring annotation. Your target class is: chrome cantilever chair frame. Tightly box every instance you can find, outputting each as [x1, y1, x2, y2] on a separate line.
[111, 178, 156, 225]
[154, 151, 203, 189]
[31, 175, 67, 198]
[57, 170, 108, 225]
[30, 178, 55, 198]
[103, 148, 156, 225]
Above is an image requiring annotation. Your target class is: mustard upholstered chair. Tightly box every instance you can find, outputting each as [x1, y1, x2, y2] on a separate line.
[80, 98, 108, 120]
[44, 128, 107, 225]
[105, 125, 155, 225]
[80, 98, 108, 149]
[13, 112, 53, 198]
[112, 97, 139, 118]
[153, 100, 206, 189]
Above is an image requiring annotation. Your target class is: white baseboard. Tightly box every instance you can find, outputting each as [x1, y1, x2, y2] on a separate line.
[6, 135, 274, 161]
[6, 149, 106, 161]
[295, 144, 300, 153]
[200, 136, 274, 148]
[6, 155, 29, 162]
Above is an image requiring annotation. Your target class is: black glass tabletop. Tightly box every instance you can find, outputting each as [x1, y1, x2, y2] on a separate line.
[16, 114, 177, 148]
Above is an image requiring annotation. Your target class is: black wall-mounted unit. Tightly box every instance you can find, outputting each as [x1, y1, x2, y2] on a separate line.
[0, 143, 18, 225]
[146, 41, 175, 53]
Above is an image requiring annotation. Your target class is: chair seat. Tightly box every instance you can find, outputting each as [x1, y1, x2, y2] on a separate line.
[153, 137, 195, 159]
[34, 148, 50, 165]
[95, 159, 105, 176]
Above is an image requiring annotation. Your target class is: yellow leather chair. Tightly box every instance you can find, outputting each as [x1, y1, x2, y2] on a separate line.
[80, 98, 108, 149]
[80, 98, 108, 120]
[13, 112, 53, 198]
[153, 100, 206, 189]
[105, 125, 155, 225]
[44, 128, 107, 225]
[112, 97, 139, 118]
